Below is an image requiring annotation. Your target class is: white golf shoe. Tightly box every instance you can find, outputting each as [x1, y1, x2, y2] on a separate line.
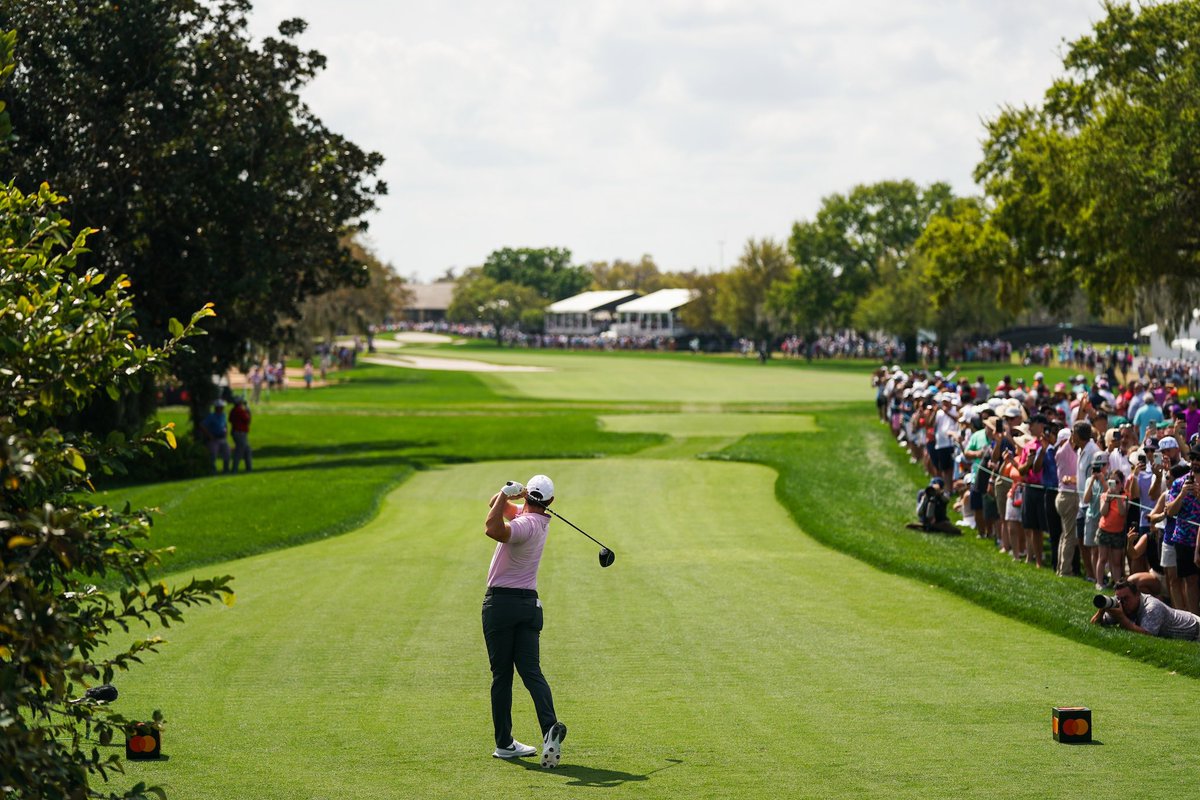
[541, 721, 567, 769]
[493, 739, 537, 759]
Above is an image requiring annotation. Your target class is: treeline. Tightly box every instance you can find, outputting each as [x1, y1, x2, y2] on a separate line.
[451, 1, 1200, 353]
[0, 2, 394, 426]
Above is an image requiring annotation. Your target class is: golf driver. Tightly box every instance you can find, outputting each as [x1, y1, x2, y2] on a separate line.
[547, 508, 615, 568]
[502, 481, 615, 567]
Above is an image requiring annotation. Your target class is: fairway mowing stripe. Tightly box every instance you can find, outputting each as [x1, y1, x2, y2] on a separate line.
[114, 458, 1200, 800]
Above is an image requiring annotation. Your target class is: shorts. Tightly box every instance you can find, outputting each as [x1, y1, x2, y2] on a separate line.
[982, 493, 999, 521]
[1083, 515, 1100, 547]
[993, 476, 1012, 521]
[932, 446, 954, 472]
[1162, 540, 1178, 569]
[1005, 497, 1023, 522]
[969, 487, 984, 512]
[1175, 543, 1199, 578]
[1022, 486, 1047, 531]
[1097, 530, 1125, 549]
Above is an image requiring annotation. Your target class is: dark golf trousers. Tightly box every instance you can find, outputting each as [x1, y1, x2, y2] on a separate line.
[482, 592, 556, 749]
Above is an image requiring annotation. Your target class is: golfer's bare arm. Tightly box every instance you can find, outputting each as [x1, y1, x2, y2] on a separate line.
[485, 492, 519, 543]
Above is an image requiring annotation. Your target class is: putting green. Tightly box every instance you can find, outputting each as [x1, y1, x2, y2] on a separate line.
[397, 347, 866, 404]
[118, 459, 1199, 799]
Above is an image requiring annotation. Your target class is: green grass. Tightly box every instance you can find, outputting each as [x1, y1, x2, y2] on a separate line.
[88, 350, 1200, 799]
[118, 459, 1200, 799]
[393, 346, 870, 404]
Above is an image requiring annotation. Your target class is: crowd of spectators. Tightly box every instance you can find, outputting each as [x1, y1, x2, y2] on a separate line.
[875, 362, 1200, 640]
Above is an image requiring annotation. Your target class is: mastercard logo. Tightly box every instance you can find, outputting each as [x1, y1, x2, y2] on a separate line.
[127, 733, 159, 754]
[1053, 715, 1090, 736]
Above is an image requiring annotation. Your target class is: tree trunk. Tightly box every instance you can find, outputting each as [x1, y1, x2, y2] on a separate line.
[902, 333, 918, 364]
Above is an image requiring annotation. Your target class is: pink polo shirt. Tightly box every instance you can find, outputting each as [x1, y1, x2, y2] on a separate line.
[486, 511, 550, 590]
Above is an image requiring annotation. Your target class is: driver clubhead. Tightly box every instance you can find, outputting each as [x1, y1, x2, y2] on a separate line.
[598, 548, 615, 568]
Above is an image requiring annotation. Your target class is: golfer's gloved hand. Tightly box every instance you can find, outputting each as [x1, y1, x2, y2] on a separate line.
[501, 481, 524, 497]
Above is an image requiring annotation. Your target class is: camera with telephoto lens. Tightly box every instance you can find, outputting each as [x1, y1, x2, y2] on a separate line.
[1093, 595, 1120, 610]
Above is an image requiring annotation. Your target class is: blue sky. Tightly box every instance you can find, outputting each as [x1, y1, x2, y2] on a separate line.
[249, 0, 1102, 282]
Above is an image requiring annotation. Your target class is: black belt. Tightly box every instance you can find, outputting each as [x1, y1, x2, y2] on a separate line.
[485, 586, 537, 598]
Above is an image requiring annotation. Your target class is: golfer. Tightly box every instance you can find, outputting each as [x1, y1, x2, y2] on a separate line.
[482, 474, 568, 768]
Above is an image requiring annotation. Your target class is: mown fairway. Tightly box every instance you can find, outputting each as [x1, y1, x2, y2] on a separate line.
[106, 349, 1200, 799]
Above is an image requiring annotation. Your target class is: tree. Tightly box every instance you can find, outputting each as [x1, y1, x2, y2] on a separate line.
[292, 236, 412, 351]
[976, 0, 1200, 334]
[0, 175, 231, 799]
[589, 255, 687, 293]
[788, 180, 955, 328]
[675, 271, 725, 337]
[913, 197, 1017, 366]
[713, 238, 793, 347]
[447, 272, 545, 346]
[480, 247, 591, 301]
[0, 2, 386, 424]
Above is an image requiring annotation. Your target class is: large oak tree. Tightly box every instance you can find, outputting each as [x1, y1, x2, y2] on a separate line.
[0, 1, 386, 422]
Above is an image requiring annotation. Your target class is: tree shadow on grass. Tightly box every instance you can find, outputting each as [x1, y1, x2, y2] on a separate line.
[502, 757, 682, 787]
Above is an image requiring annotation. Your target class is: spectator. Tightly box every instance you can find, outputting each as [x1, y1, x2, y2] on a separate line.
[200, 399, 231, 474]
[1134, 392, 1163, 441]
[1082, 453, 1109, 588]
[304, 359, 314, 390]
[932, 393, 959, 487]
[1095, 469, 1129, 588]
[1055, 427, 1080, 577]
[1091, 580, 1200, 640]
[1164, 460, 1200, 614]
[1015, 414, 1049, 568]
[229, 396, 252, 474]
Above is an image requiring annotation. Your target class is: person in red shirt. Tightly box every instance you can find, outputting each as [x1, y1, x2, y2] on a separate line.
[229, 396, 252, 473]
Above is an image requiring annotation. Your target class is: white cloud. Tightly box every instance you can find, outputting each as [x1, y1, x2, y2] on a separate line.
[249, 0, 1102, 280]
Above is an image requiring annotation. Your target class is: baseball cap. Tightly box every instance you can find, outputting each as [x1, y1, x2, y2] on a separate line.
[214, 398, 226, 407]
[526, 474, 555, 505]
[1034, 371, 1044, 380]
[1159, 436, 1180, 450]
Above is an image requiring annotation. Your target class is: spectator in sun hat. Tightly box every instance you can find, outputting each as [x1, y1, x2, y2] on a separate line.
[1051, 382, 1071, 420]
[932, 393, 959, 487]
[1016, 414, 1050, 567]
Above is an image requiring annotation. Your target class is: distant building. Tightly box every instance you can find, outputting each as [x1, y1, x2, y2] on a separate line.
[612, 289, 698, 338]
[402, 281, 456, 323]
[544, 290, 640, 336]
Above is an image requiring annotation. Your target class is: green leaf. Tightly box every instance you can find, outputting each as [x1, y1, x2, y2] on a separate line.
[105, 384, 121, 401]
[167, 317, 183, 338]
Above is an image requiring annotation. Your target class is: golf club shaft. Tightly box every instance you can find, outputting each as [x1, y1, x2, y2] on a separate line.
[546, 508, 609, 550]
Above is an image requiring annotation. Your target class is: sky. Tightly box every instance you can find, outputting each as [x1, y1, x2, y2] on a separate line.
[247, 0, 1103, 283]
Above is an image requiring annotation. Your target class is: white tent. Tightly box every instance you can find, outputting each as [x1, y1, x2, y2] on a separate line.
[543, 290, 639, 335]
[612, 289, 698, 337]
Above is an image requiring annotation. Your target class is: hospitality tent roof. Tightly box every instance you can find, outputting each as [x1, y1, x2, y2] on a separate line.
[615, 288, 697, 313]
[546, 290, 639, 313]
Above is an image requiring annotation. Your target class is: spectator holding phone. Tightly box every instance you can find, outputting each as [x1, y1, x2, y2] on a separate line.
[1083, 454, 1109, 590]
[1164, 461, 1200, 614]
[1096, 468, 1129, 589]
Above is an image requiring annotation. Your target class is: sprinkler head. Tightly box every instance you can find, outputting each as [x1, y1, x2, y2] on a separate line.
[598, 548, 615, 568]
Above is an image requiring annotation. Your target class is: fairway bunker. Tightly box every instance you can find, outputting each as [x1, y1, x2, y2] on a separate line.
[548, 508, 615, 568]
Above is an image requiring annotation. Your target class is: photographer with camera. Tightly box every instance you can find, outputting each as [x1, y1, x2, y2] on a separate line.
[1090, 580, 1200, 641]
[906, 477, 961, 535]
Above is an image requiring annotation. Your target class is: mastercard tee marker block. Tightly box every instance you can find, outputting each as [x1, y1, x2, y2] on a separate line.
[125, 722, 162, 760]
[1052, 707, 1092, 744]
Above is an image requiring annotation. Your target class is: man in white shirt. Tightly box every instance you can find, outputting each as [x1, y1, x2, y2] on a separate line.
[933, 394, 959, 487]
[1074, 421, 1101, 583]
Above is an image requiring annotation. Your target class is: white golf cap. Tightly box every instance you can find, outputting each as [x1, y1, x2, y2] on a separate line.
[526, 474, 555, 505]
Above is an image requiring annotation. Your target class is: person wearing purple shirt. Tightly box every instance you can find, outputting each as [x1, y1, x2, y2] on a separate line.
[1165, 464, 1200, 615]
[1184, 398, 1200, 441]
[481, 475, 568, 767]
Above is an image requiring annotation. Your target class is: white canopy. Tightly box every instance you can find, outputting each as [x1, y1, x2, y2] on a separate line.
[545, 290, 639, 313]
[615, 288, 697, 314]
